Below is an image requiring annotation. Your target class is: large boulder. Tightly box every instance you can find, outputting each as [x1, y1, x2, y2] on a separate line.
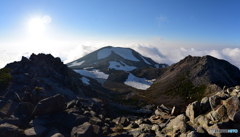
[32, 94, 65, 117]
[0, 123, 23, 137]
[164, 114, 189, 136]
[200, 97, 211, 113]
[71, 122, 94, 137]
[186, 101, 202, 123]
[223, 96, 239, 120]
[209, 95, 221, 110]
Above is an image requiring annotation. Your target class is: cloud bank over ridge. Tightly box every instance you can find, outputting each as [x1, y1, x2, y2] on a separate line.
[1, 44, 240, 69]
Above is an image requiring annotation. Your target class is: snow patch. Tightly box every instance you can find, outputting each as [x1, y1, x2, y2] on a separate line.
[97, 47, 139, 61]
[124, 73, 153, 90]
[68, 61, 85, 67]
[155, 64, 159, 68]
[141, 56, 151, 65]
[81, 77, 90, 85]
[74, 69, 109, 79]
[108, 61, 136, 71]
[97, 48, 112, 60]
[162, 64, 166, 68]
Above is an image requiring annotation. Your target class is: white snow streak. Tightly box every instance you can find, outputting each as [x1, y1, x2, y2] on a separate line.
[81, 77, 90, 85]
[97, 47, 139, 61]
[124, 73, 153, 90]
[108, 61, 136, 71]
[68, 61, 85, 67]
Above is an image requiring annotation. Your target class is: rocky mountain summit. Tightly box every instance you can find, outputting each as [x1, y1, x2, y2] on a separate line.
[2, 53, 95, 101]
[143, 55, 240, 109]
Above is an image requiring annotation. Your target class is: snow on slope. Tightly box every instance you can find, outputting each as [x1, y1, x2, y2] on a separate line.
[124, 73, 153, 90]
[81, 77, 90, 85]
[140, 56, 151, 65]
[74, 69, 109, 79]
[108, 61, 136, 71]
[69, 61, 85, 67]
[97, 47, 139, 61]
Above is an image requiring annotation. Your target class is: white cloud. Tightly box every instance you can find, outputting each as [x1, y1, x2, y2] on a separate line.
[1, 39, 240, 70]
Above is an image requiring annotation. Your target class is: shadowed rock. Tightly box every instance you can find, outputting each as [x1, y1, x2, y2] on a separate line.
[32, 94, 65, 117]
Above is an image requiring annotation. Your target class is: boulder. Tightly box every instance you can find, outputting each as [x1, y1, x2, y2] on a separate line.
[0, 123, 23, 137]
[215, 105, 227, 119]
[14, 102, 34, 117]
[89, 117, 103, 126]
[71, 122, 94, 137]
[157, 104, 171, 114]
[209, 95, 221, 110]
[32, 94, 65, 116]
[113, 117, 130, 126]
[171, 106, 181, 116]
[186, 131, 200, 137]
[186, 101, 202, 122]
[216, 91, 230, 99]
[24, 125, 48, 137]
[200, 97, 211, 112]
[66, 100, 76, 109]
[224, 96, 239, 120]
[164, 114, 189, 135]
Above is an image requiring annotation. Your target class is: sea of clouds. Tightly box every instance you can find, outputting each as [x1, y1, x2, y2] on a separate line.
[1, 44, 240, 69]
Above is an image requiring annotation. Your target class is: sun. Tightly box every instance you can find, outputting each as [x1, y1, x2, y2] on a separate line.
[28, 17, 45, 36]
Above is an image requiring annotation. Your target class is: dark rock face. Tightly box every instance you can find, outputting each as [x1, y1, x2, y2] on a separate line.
[3, 53, 95, 102]
[32, 94, 65, 117]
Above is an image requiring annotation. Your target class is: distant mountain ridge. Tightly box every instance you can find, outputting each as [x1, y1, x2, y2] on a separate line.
[67, 46, 168, 70]
[142, 55, 240, 108]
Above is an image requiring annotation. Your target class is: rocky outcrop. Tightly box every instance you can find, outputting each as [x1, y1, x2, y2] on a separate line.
[2, 53, 96, 102]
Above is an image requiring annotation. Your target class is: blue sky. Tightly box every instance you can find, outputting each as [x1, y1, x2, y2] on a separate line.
[0, 0, 240, 68]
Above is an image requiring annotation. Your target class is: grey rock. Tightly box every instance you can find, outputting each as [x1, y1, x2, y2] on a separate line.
[89, 116, 103, 126]
[32, 94, 65, 116]
[171, 106, 181, 116]
[0, 123, 23, 137]
[66, 100, 76, 109]
[24, 125, 48, 137]
[186, 101, 202, 122]
[224, 96, 239, 120]
[71, 122, 94, 137]
[187, 131, 200, 137]
[51, 133, 64, 137]
[200, 97, 210, 112]
[209, 95, 221, 110]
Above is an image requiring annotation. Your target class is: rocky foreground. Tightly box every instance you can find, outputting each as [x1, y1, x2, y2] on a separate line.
[0, 85, 239, 137]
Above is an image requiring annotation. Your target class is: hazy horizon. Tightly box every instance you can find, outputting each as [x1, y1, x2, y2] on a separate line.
[1, 0, 240, 68]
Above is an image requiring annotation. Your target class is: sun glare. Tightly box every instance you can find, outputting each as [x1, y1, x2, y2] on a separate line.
[29, 18, 45, 35]
[28, 15, 51, 37]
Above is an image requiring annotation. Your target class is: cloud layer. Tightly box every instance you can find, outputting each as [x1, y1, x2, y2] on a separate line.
[1, 44, 240, 70]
